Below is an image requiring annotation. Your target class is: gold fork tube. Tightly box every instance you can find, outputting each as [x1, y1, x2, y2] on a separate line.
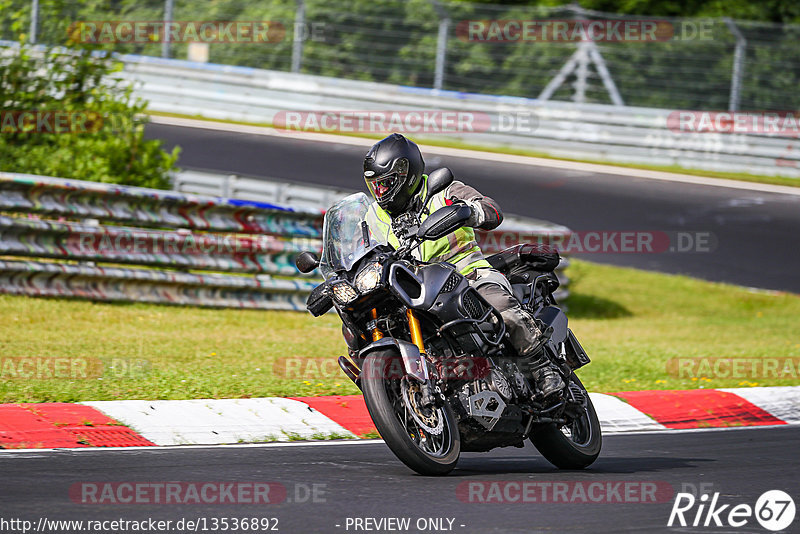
[406, 309, 426, 355]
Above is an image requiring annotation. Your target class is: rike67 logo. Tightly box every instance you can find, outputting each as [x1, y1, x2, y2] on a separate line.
[668, 490, 795, 531]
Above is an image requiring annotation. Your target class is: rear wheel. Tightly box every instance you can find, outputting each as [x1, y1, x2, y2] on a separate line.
[530, 373, 601, 469]
[361, 350, 460, 476]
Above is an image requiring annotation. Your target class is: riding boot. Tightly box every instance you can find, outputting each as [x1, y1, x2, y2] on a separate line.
[526, 355, 565, 399]
[499, 307, 564, 399]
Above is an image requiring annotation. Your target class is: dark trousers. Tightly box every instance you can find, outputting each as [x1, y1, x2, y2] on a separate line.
[468, 267, 543, 359]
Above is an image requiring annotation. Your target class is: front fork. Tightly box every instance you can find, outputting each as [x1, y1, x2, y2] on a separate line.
[405, 309, 426, 356]
[350, 308, 439, 407]
[368, 308, 383, 341]
[405, 308, 440, 407]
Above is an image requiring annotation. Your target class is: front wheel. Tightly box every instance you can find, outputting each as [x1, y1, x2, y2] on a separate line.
[361, 350, 460, 476]
[530, 373, 602, 469]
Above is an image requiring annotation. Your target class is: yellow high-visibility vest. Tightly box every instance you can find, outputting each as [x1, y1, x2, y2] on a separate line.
[366, 175, 491, 275]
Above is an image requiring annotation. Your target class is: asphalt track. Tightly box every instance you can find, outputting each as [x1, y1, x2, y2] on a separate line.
[1, 426, 797, 533]
[121, 123, 800, 533]
[144, 122, 800, 293]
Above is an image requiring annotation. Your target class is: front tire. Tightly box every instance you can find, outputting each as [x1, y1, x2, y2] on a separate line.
[530, 374, 601, 469]
[361, 350, 460, 476]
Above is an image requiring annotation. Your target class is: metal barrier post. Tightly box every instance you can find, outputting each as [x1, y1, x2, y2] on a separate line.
[291, 0, 306, 73]
[162, 0, 174, 59]
[431, 0, 449, 91]
[29, 0, 38, 43]
[724, 18, 747, 112]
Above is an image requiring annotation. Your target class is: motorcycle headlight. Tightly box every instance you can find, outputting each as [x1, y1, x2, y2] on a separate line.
[331, 281, 359, 305]
[355, 262, 382, 293]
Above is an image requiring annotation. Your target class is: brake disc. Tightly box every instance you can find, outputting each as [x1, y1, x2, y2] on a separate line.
[401, 380, 444, 435]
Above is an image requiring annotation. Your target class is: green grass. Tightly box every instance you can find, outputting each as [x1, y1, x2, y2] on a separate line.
[1, 260, 798, 403]
[565, 261, 800, 392]
[152, 111, 800, 189]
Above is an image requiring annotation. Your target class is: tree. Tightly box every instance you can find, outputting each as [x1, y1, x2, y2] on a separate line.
[0, 0, 179, 188]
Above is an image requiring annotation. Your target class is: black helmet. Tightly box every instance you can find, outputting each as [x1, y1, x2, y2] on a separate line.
[363, 133, 425, 216]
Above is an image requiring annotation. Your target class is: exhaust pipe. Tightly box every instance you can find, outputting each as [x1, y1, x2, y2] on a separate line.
[338, 355, 362, 390]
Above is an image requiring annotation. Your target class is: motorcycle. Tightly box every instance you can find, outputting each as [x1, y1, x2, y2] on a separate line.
[295, 168, 601, 475]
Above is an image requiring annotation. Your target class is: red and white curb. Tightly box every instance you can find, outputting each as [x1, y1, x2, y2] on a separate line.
[82, 398, 358, 446]
[1, 386, 798, 449]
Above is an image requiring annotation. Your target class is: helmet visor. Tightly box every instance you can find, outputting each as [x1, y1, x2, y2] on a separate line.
[366, 173, 398, 200]
[365, 158, 408, 203]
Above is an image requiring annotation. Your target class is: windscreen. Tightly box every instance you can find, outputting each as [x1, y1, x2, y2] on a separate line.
[319, 192, 388, 279]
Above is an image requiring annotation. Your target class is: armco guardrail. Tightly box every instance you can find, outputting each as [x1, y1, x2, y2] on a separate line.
[120, 55, 800, 179]
[173, 170, 354, 213]
[0, 171, 573, 309]
[0, 171, 324, 236]
[0, 259, 317, 309]
[0, 172, 326, 310]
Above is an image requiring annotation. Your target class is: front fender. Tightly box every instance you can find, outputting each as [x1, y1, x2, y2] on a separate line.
[358, 338, 429, 382]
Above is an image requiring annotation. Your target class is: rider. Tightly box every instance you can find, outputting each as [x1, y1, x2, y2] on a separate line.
[362, 133, 564, 399]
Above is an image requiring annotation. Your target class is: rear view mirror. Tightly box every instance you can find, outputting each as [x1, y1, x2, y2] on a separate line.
[422, 168, 454, 208]
[417, 203, 472, 241]
[295, 251, 320, 273]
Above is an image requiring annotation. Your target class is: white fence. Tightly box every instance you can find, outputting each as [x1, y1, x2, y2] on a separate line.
[122, 54, 800, 179]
